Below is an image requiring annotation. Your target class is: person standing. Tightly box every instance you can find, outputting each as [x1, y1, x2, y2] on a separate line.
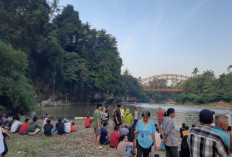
[134, 111, 157, 157]
[188, 109, 228, 157]
[211, 115, 231, 157]
[105, 105, 110, 121]
[123, 108, 133, 126]
[120, 105, 125, 120]
[156, 107, 164, 127]
[162, 108, 178, 157]
[93, 104, 103, 148]
[114, 105, 122, 126]
[28, 117, 41, 136]
[134, 106, 139, 122]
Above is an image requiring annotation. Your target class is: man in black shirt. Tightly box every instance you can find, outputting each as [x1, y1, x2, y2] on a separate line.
[114, 105, 122, 126]
[44, 119, 53, 136]
[56, 118, 65, 135]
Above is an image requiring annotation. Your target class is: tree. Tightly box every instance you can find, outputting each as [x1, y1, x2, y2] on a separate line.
[192, 67, 199, 76]
[227, 65, 232, 73]
[0, 41, 35, 115]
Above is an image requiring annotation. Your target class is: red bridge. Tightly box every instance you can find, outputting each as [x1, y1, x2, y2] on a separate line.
[140, 74, 190, 92]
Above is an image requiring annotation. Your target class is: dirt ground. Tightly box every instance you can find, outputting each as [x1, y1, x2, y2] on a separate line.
[7, 119, 168, 157]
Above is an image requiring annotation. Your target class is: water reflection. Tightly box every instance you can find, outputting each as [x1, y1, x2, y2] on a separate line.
[36, 103, 231, 130]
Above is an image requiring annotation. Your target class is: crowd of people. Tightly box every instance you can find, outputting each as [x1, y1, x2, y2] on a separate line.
[92, 104, 232, 157]
[0, 105, 231, 157]
[0, 113, 77, 156]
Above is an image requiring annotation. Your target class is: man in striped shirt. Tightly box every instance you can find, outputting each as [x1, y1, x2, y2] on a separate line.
[187, 109, 228, 157]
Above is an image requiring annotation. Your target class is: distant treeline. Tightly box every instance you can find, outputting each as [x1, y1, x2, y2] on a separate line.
[0, 1, 145, 115]
[176, 70, 232, 104]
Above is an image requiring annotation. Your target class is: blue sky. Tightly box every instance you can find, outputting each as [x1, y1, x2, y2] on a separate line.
[60, 0, 232, 78]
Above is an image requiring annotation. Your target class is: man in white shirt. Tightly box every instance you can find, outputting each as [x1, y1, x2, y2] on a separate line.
[64, 119, 71, 133]
[10, 116, 22, 133]
[43, 114, 50, 127]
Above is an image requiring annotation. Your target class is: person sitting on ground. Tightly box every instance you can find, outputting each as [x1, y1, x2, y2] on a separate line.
[100, 122, 110, 145]
[117, 135, 133, 157]
[154, 128, 161, 151]
[187, 109, 228, 157]
[1, 114, 9, 127]
[211, 115, 231, 157]
[10, 115, 22, 133]
[64, 119, 71, 134]
[101, 108, 108, 124]
[179, 126, 190, 157]
[71, 122, 76, 132]
[56, 118, 65, 135]
[191, 124, 196, 128]
[179, 123, 186, 138]
[110, 125, 121, 148]
[43, 114, 50, 128]
[160, 134, 166, 151]
[128, 121, 137, 143]
[123, 108, 133, 126]
[44, 119, 53, 136]
[28, 117, 41, 136]
[85, 115, 92, 128]
[120, 125, 129, 136]
[18, 119, 30, 135]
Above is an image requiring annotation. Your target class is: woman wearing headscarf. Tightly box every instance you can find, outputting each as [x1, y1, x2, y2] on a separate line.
[123, 108, 133, 126]
[162, 108, 178, 157]
[134, 111, 157, 157]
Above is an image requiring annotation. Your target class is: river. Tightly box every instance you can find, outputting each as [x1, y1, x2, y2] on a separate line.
[36, 103, 232, 129]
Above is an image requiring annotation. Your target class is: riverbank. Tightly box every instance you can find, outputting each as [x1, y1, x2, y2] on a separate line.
[7, 120, 167, 157]
[178, 101, 232, 110]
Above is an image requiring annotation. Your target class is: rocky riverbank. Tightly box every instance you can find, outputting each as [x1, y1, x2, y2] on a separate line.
[7, 119, 167, 157]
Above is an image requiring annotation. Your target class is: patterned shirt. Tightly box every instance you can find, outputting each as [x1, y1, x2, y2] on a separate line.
[187, 125, 228, 157]
[162, 117, 178, 147]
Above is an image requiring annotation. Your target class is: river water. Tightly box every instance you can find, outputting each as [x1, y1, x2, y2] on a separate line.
[36, 103, 232, 129]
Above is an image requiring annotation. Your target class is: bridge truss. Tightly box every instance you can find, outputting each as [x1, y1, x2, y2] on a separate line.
[140, 74, 190, 92]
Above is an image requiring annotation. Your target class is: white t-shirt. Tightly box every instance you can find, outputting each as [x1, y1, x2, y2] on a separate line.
[0, 129, 4, 154]
[43, 118, 48, 127]
[64, 122, 71, 133]
[10, 120, 22, 133]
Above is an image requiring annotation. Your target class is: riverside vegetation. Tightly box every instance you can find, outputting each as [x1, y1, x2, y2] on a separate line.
[0, 1, 231, 116]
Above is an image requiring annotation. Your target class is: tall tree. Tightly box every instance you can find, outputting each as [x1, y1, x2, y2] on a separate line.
[192, 67, 199, 76]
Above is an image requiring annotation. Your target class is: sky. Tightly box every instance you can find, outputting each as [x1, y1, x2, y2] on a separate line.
[59, 0, 232, 78]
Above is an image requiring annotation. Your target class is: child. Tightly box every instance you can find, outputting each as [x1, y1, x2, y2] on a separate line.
[117, 135, 133, 157]
[44, 119, 53, 136]
[85, 115, 92, 128]
[71, 122, 76, 132]
[18, 119, 30, 135]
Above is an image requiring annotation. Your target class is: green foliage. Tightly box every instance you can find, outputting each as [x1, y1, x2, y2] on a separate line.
[176, 70, 232, 104]
[0, 41, 35, 115]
